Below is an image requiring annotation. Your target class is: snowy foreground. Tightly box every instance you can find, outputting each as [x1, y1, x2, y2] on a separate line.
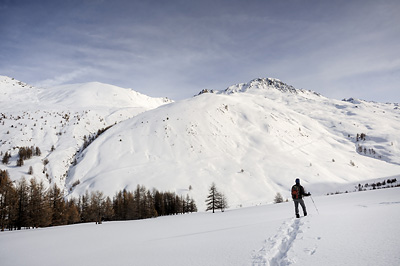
[1, 187, 399, 266]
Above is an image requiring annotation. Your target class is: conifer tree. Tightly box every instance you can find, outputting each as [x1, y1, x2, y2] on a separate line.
[65, 199, 80, 224]
[134, 185, 144, 219]
[90, 191, 105, 224]
[205, 182, 228, 213]
[28, 178, 51, 228]
[112, 190, 124, 220]
[2, 152, 11, 165]
[48, 184, 66, 226]
[189, 198, 197, 213]
[124, 190, 135, 220]
[0, 170, 17, 231]
[175, 194, 182, 214]
[205, 182, 220, 213]
[153, 190, 164, 216]
[183, 195, 189, 213]
[103, 196, 114, 221]
[145, 190, 157, 218]
[16, 157, 24, 167]
[35, 147, 41, 156]
[218, 193, 228, 212]
[79, 191, 91, 222]
[15, 178, 29, 229]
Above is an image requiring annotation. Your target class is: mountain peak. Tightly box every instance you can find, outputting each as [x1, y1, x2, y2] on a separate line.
[197, 77, 320, 98]
[225, 78, 323, 97]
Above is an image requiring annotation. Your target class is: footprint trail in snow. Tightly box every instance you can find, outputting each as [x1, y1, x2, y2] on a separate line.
[252, 217, 315, 266]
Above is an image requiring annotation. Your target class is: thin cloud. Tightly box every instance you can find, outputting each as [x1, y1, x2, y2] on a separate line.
[36, 68, 92, 88]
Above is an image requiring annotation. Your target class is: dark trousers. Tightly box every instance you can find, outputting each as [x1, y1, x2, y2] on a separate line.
[294, 198, 307, 215]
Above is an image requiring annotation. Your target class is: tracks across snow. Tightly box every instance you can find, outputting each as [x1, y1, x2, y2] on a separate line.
[252, 217, 311, 266]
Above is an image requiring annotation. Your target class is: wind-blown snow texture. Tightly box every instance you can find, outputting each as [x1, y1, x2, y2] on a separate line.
[1, 75, 399, 210]
[1, 187, 399, 266]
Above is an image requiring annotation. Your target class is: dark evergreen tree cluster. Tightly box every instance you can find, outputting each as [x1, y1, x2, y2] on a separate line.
[328, 179, 399, 195]
[18, 146, 41, 160]
[15, 146, 42, 167]
[0, 174, 197, 231]
[0, 172, 78, 231]
[365, 178, 399, 190]
[113, 186, 197, 221]
[205, 182, 228, 213]
[81, 125, 113, 151]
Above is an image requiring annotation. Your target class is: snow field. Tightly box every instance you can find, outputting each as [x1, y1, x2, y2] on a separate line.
[254, 189, 400, 266]
[1, 187, 399, 266]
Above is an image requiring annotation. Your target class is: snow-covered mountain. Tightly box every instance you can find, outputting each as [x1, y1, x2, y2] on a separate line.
[0, 75, 172, 189]
[66, 78, 400, 209]
[1, 75, 399, 210]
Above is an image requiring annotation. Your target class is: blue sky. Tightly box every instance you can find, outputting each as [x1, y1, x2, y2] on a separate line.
[1, 0, 399, 102]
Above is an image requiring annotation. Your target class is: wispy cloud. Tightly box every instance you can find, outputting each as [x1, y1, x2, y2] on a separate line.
[36, 67, 93, 88]
[1, 0, 399, 102]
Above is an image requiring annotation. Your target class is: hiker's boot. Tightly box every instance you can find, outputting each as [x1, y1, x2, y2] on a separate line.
[304, 212, 307, 216]
[296, 214, 300, 218]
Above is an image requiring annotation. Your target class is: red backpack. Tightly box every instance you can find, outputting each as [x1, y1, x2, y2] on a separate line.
[291, 185, 300, 199]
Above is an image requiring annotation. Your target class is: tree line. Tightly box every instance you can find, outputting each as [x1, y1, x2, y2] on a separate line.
[0, 170, 197, 231]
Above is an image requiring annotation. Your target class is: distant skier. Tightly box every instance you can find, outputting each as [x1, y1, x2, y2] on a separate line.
[291, 178, 311, 218]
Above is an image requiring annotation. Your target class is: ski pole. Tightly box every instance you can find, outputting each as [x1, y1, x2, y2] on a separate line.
[310, 195, 319, 214]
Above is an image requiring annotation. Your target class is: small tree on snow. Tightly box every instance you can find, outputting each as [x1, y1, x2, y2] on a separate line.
[274, 192, 284, 203]
[205, 182, 228, 213]
[16, 157, 24, 167]
[2, 152, 10, 165]
[218, 193, 229, 212]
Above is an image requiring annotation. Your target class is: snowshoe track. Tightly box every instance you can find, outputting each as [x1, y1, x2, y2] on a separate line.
[252, 218, 302, 266]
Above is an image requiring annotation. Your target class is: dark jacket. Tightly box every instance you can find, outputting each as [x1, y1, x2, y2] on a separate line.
[291, 184, 310, 199]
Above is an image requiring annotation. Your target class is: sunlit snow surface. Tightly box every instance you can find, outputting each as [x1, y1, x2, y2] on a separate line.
[1, 187, 399, 266]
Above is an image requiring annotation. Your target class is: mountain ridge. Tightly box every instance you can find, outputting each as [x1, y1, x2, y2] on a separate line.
[65, 79, 400, 209]
[1, 75, 399, 209]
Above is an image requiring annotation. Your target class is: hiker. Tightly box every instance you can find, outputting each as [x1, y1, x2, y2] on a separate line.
[291, 178, 311, 218]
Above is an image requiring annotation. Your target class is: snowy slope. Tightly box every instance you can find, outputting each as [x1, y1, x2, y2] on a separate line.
[0, 75, 172, 188]
[1, 75, 399, 210]
[1, 187, 399, 266]
[67, 78, 400, 209]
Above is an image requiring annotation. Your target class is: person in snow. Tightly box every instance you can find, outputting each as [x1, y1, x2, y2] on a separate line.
[291, 178, 311, 218]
